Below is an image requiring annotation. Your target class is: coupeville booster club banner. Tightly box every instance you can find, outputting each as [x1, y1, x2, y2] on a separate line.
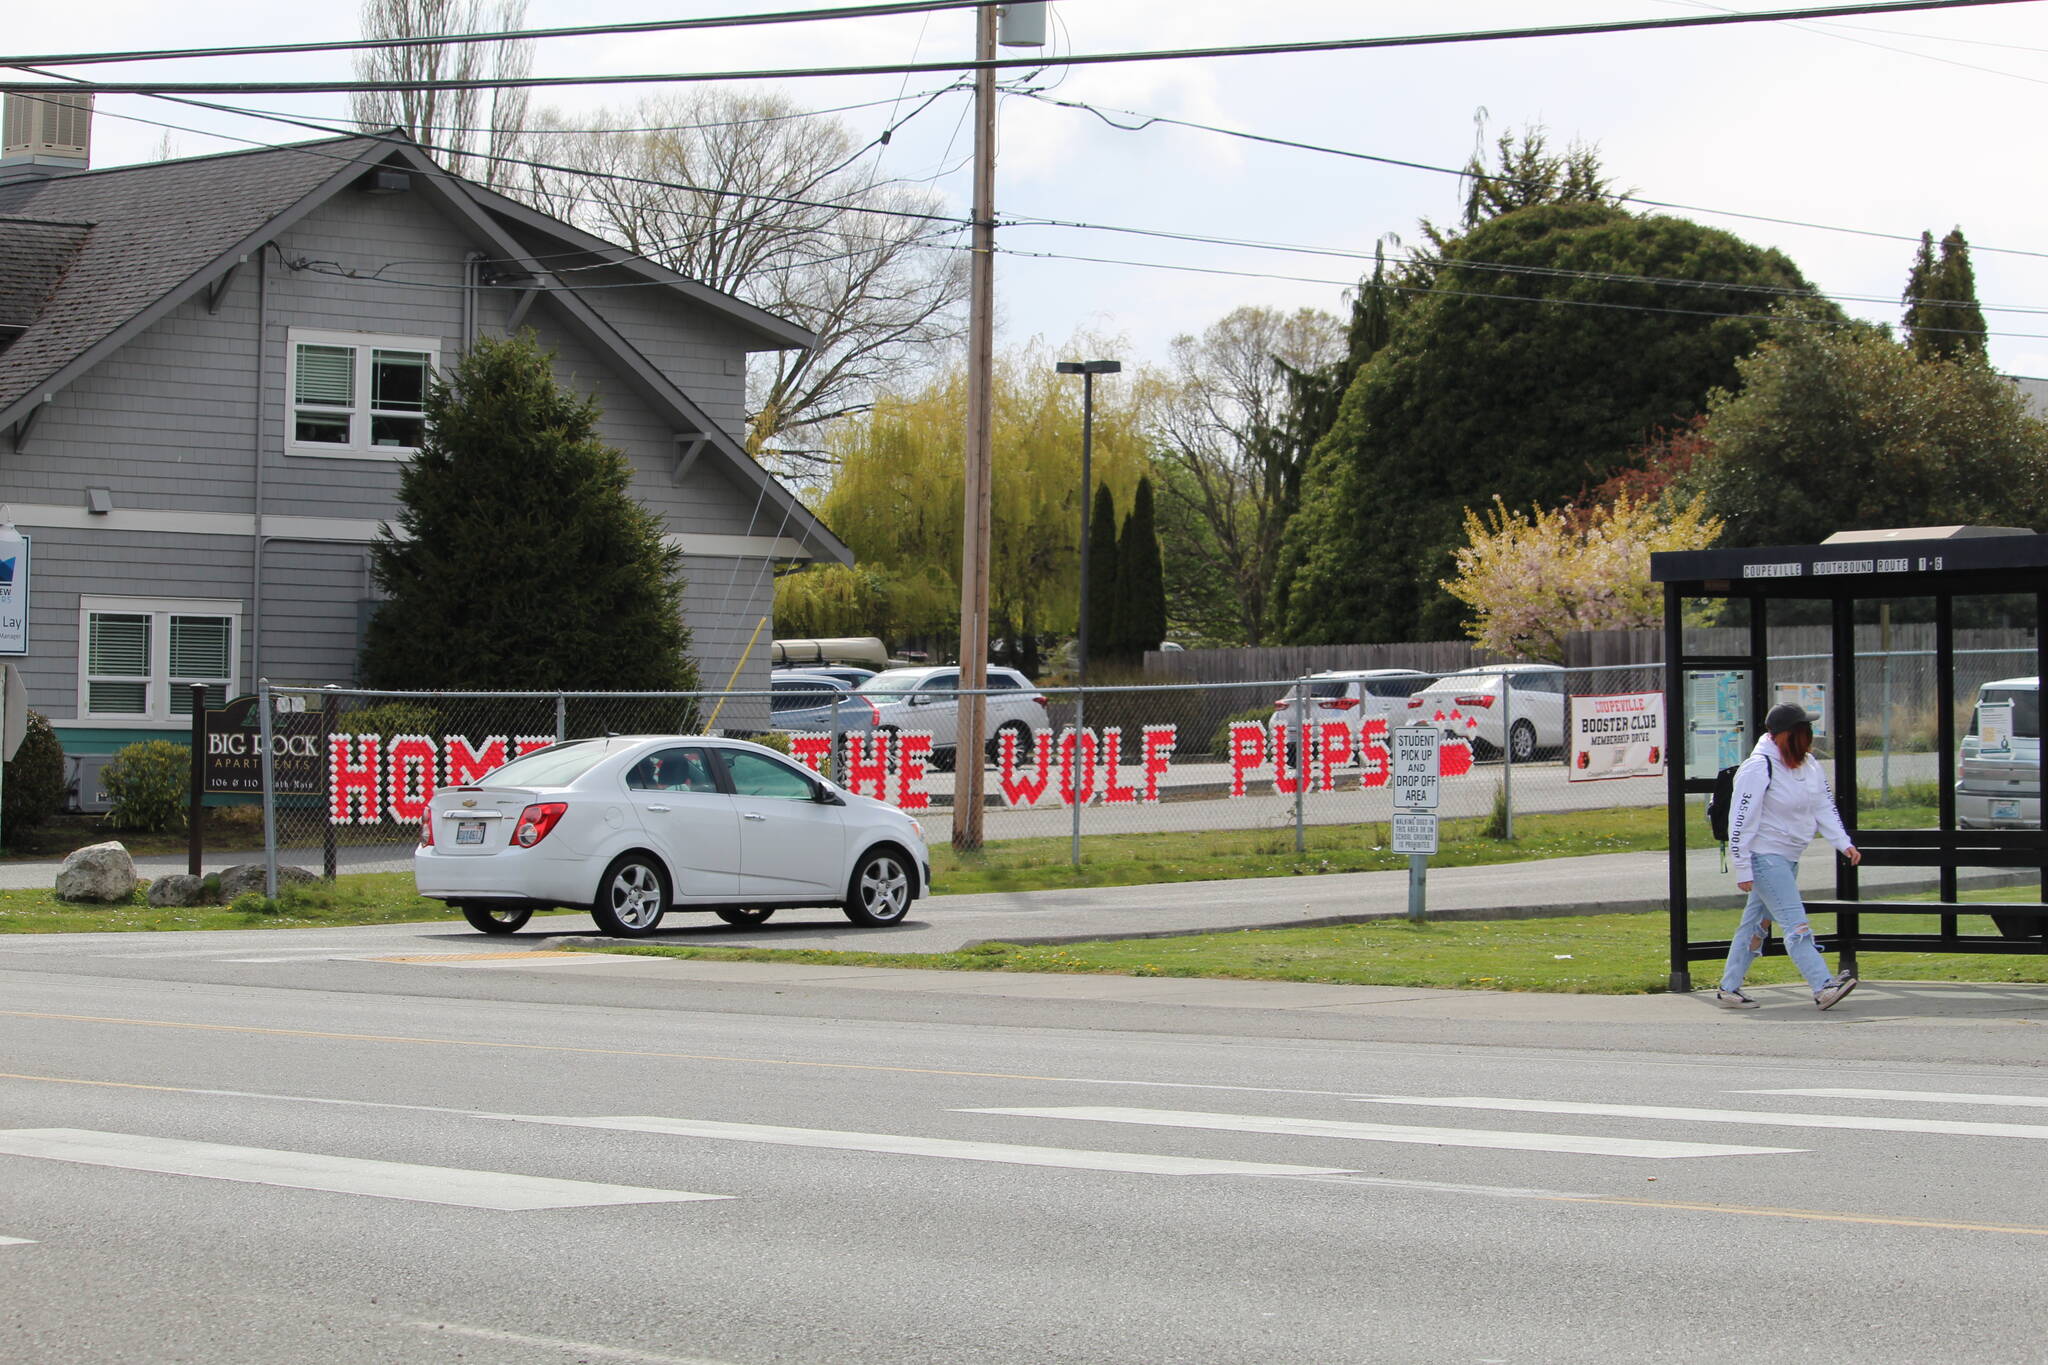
[1568, 691, 1666, 782]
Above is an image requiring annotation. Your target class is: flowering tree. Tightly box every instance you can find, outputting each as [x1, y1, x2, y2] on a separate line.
[1440, 493, 1722, 663]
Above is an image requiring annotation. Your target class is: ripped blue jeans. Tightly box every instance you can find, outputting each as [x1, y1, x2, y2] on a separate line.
[1721, 852, 1836, 994]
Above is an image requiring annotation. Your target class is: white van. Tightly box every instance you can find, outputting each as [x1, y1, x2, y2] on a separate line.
[1956, 676, 2039, 829]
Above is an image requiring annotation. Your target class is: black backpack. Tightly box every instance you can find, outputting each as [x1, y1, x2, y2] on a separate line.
[1707, 753, 1771, 845]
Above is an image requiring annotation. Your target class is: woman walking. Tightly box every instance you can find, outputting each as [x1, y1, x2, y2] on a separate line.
[1718, 702, 1863, 1011]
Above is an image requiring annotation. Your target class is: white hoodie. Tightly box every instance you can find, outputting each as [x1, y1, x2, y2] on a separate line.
[1726, 733, 1853, 881]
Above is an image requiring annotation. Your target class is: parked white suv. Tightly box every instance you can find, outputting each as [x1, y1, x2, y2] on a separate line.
[1404, 663, 1568, 762]
[855, 665, 1051, 770]
[1957, 676, 2039, 830]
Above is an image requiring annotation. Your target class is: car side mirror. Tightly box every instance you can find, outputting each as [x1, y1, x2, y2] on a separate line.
[815, 786, 846, 806]
[908, 693, 930, 706]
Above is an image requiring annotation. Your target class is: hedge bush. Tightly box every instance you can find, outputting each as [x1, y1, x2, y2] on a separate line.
[2, 709, 66, 834]
[101, 739, 191, 833]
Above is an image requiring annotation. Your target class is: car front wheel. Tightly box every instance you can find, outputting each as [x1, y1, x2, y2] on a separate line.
[460, 904, 533, 935]
[844, 848, 913, 926]
[592, 854, 669, 937]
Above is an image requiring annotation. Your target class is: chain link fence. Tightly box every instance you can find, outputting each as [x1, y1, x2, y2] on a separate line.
[254, 663, 1691, 883]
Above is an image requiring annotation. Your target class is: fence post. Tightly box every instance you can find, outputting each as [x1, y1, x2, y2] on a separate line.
[1500, 667, 1515, 840]
[1293, 676, 1307, 853]
[321, 691, 338, 880]
[829, 693, 842, 783]
[1071, 684, 1084, 869]
[258, 678, 278, 900]
[555, 693, 568, 745]
[187, 683, 206, 876]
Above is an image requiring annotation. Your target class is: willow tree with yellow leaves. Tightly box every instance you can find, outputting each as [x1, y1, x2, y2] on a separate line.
[775, 341, 1154, 675]
[1441, 494, 1723, 664]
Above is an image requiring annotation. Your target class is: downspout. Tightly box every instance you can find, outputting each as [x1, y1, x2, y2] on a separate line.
[463, 250, 485, 349]
[252, 245, 269, 685]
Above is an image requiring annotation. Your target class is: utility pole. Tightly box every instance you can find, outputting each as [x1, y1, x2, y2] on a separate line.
[953, 4, 998, 851]
[953, 3, 1045, 850]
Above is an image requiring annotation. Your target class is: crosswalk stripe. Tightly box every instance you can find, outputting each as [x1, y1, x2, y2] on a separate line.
[1351, 1095, 2048, 1141]
[0, 1129, 731, 1210]
[496, 1115, 1358, 1176]
[963, 1107, 1804, 1159]
[1739, 1088, 2048, 1109]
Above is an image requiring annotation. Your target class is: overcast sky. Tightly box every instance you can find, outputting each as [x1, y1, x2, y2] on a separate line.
[13, 0, 2048, 380]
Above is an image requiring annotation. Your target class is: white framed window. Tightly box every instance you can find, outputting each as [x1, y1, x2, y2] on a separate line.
[78, 597, 239, 724]
[287, 328, 438, 458]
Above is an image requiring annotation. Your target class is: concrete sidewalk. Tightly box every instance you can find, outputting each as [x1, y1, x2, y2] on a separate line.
[418, 949, 2048, 1029]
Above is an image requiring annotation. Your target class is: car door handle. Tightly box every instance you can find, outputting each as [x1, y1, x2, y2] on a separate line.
[645, 804, 672, 813]
[742, 811, 768, 822]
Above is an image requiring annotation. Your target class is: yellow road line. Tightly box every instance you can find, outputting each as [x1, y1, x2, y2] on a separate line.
[371, 952, 587, 963]
[1563, 1196, 2048, 1236]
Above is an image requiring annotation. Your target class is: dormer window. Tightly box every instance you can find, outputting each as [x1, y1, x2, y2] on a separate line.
[288, 328, 437, 458]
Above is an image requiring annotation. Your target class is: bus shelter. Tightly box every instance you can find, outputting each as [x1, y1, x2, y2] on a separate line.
[1651, 528, 2048, 993]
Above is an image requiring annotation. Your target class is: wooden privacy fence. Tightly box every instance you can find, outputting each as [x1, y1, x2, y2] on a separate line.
[1145, 625, 2039, 681]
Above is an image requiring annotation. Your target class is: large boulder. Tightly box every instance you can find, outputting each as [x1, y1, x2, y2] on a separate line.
[216, 863, 317, 901]
[55, 842, 137, 903]
[146, 874, 209, 908]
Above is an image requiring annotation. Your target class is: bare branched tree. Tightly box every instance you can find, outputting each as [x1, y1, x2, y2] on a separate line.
[521, 92, 967, 473]
[1152, 306, 1343, 645]
[351, 0, 532, 190]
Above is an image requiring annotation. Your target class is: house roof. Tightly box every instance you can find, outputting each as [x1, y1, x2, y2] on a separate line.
[0, 132, 849, 565]
[0, 217, 89, 334]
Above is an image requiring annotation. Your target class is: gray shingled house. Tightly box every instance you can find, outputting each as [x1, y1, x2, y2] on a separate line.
[0, 103, 850, 761]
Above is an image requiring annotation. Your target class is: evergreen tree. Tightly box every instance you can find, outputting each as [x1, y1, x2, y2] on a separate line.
[1084, 482, 1122, 667]
[1270, 202, 1829, 644]
[1901, 231, 1940, 360]
[1935, 228, 1989, 360]
[360, 332, 699, 693]
[1116, 476, 1167, 657]
[1904, 228, 1989, 362]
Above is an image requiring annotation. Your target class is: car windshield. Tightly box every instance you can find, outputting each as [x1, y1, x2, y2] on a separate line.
[465, 741, 612, 789]
[1977, 688, 2040, 739]
[857, 673, 927, 698]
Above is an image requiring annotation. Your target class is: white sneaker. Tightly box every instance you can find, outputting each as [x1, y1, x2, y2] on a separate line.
[1815, 975, 1860, 1011]
[1714, 989, 1760, 1010]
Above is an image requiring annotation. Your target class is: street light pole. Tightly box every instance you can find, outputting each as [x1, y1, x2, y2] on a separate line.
[1056, 359, 1120, 868]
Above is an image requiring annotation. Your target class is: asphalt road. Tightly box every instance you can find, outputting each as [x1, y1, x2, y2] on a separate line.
[4, 885, 2047, 1363]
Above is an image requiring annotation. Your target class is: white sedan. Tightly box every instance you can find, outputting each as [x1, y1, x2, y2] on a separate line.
[415, 735, 932, 937]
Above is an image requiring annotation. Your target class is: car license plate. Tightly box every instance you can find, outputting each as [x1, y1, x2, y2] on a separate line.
[456, 821, 486, 845]
[1994, 799, 2022, 820]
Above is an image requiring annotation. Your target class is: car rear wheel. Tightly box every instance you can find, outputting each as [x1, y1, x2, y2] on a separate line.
[715, 906, 775, 927]
[592, 855, 669, 937]
[1508, 719, 1538, 763]
[988, 720, 1035, 766]
[460, 904, 532, 935]
[844, 848, 913, 926]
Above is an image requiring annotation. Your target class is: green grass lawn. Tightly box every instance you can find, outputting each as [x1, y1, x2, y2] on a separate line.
[583, 889, 2048, 995]
[0, 872, 458, 934]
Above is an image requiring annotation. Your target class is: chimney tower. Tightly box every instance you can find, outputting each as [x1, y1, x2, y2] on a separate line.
[1, 91, 93, 183]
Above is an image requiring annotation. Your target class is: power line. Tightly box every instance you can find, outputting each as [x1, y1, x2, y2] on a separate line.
[0, 1, 1004, 70]
[2, 0, 2033, 96]
[28, 84, 2030, 324]
[1020, 90, 2048, 266]
[988, 245, 2036, 341]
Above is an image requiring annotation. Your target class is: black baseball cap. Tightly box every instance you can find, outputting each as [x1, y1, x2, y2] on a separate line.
[1764, 703, 1813, 734]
